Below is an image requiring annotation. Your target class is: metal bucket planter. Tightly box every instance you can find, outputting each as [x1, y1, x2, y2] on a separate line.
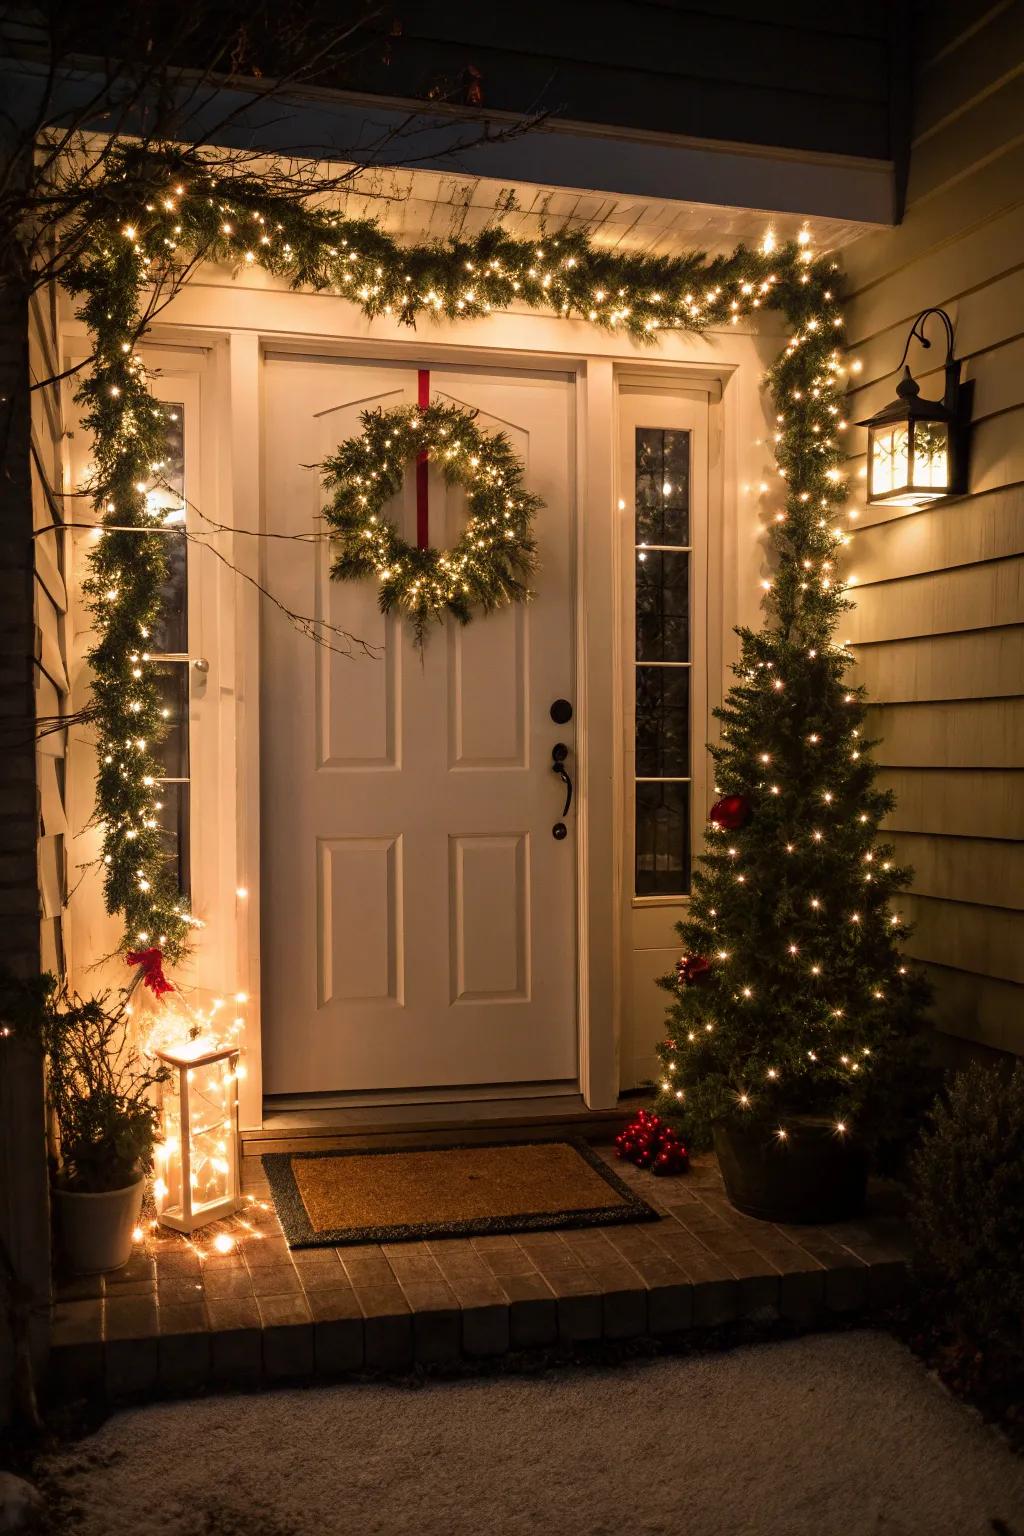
[714, 1115, 868, 1224]
[54, 1173, 145, 1274]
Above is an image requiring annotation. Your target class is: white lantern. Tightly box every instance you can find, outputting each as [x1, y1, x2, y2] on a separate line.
[154, 1037, 242, 1233]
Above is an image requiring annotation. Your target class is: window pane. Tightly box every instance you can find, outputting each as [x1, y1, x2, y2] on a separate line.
[636, 549, 689, 662]
[635, 781, 690, 896]
[151, 669, 189, 780]
[147, 403, 187, 654]
[911, 420, 949, 489]
[635, 427, 690, 546]
[144, 400, 189, 900]
[155, 782, 191, 899]
[636, 666, 690, 778]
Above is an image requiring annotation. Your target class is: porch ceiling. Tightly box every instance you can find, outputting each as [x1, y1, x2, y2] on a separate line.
[308, 160, 876, 260]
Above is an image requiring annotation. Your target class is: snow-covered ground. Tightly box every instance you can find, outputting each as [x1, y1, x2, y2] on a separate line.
[40, 1331, 1024, 1536]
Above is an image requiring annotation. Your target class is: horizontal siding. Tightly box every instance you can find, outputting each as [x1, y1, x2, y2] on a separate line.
[913, 1, 1024, 137]
[923, 963, 1023, 1055]
[909, 66, 1024, 205]
[840, 1, 1024, 1054]
[879, 767, 1024, 839]
[852, 629, 1024, 703]
[357, 1, 902, 158]
[844, 148, 1024, 319]
[888, 830, 1024, 909]
[844, 557, 1023, 642]
[912, 2, 1011, 64]
[849, 486, 1024, 581]
[847, 265, 1024, 393]
[869, 699, 1022, 768]
[902, 894, 1022, 984]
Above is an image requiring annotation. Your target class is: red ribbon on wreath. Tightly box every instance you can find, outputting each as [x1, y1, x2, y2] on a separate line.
[126, 946, 174, 997]
[416, 369, 430, 549]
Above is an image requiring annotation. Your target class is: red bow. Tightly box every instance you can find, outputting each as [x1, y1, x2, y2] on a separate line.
[126, 947, 173, 997]
[676, 954, 712, 987]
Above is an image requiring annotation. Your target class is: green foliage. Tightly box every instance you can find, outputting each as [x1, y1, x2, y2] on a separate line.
[910, 1063, 1024, 1354]
[322, 401, 541, 645]
[653, 268, 928, 1149]
[0, 973, 169, 1193]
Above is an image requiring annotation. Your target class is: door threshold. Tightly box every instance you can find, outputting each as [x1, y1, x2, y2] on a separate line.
[264, 1079, 578, 1114]
[242, 1092, 629, 1155]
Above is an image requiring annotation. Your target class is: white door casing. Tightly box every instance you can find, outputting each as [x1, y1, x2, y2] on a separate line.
[261, 358, 577, 1097]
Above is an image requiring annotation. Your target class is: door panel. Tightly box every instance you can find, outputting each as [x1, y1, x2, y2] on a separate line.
[261, 359, 577, 1096]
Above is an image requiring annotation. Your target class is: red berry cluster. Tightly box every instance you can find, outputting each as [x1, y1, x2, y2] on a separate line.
[615, 1109, 689, 1176]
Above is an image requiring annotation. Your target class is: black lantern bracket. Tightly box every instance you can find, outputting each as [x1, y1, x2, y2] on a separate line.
[897, 307, 962, 415]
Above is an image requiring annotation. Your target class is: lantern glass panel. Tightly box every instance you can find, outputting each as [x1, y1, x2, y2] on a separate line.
[870, 422, 910, 499]
[186, 1056, 236, 1215]
[912, 419, 950, 491]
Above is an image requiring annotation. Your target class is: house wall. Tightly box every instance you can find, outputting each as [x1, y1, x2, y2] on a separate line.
[357, 0, 911, 166]
[31, 285, 71, 982]
[0, 269, 64, 1421]
[842, 1, 1024, 1058]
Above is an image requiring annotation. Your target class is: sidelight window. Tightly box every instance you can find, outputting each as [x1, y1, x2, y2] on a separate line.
[144, 404, 191, 898]
[633, 427, 692, 896]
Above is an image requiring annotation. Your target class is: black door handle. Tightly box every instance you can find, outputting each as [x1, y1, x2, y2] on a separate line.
[551, 742, 573, 817]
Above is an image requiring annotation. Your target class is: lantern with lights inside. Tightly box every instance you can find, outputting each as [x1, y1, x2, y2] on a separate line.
[858, 307, 970, 508]
[153, 1036, 242, 1233]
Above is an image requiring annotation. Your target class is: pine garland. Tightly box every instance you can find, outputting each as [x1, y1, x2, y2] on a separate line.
[59, 142, 916, 1051]
[322, 401, 541, 647]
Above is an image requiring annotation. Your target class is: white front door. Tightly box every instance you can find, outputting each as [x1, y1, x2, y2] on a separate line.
[261, 358, 577, 1099]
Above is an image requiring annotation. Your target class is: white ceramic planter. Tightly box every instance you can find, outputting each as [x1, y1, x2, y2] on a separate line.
[54, 1174, 145, 1274]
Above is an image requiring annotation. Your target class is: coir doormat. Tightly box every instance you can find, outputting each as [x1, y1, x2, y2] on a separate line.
[262, 1139, 659, 1248]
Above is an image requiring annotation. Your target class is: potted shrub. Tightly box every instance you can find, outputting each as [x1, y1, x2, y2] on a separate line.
[2, 974, 168, 1273]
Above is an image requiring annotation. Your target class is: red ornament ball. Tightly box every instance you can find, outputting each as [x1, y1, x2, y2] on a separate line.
[615, 1108, 689, 1176]
[709, 793, 752, 831]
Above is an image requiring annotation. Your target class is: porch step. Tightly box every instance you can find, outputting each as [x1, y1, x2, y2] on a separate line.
[242, 1095, 633, 1157]
[47, 1155, 911, 1408]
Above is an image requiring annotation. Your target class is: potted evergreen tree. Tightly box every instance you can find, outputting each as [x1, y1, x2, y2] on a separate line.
[2, 974, 168, 1273]
[655, 300, 929, 1224]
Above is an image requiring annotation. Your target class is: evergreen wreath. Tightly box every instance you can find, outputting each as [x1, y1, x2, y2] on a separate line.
[322, 400, 541, 647]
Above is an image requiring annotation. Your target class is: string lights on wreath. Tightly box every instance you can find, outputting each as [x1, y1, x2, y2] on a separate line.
[322, 400, 541, 646]
[64, 145, 852, 961]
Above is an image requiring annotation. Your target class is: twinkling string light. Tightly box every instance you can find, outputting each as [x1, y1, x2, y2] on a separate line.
[64, 146, 843, 962]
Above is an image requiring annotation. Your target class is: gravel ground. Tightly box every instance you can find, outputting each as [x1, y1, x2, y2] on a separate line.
[40, 1331, 1024, 1536]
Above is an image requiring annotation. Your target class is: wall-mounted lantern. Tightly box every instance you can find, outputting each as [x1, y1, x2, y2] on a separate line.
[858, 308, 971, 508]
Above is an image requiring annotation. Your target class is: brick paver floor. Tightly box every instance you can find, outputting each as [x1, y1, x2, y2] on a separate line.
[49, 1150, 910, 1402]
